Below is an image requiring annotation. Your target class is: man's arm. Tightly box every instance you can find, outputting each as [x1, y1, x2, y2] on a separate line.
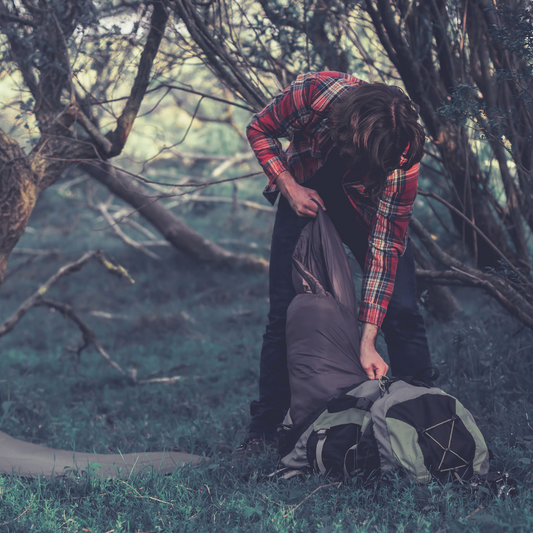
[360, 323, 389, 379]
[357, 165, 419, 379]
[246, 72, 320, 190]
[358, 165, 419, 327]
[246, 71, 364, 194]
[247, 73, 325, 217]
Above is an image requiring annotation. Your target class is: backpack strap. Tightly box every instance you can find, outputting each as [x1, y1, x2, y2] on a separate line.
[277, 401, 330, 458]
[326, 395, 374, 414]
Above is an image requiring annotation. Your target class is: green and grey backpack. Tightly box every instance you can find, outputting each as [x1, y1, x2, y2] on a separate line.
[277, 373, 490, 484]
[274, 209, 489, 484]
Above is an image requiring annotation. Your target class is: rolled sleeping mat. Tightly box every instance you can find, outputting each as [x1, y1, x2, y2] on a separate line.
[0, 430, 206, 479]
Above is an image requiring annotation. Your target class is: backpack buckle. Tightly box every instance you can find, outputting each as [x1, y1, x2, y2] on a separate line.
[317, 429, 328, 439]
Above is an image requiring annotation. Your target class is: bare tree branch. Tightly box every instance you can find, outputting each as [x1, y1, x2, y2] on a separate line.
[171, 0, 268, 109]
[410, 216, 533, 329]
[0, 10, 36, 27]
[36, 298, 127, 377]
[107, 1, 169, 156]
[90, 83, 256, 112]
[184, 195, 275, 213]
[96, 201, 163, 261]
[415, 268, 533, 329]
[0, 250, 132, 338]
[0, 250, 187, 383]
[418, 189, 525, 281]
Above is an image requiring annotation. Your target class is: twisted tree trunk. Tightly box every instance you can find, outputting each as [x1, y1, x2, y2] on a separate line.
[0, 1, 169, 289]
[0, 131, 39, 286]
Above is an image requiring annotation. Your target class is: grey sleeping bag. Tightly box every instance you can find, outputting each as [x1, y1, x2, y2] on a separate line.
[285, 207, 368, 426]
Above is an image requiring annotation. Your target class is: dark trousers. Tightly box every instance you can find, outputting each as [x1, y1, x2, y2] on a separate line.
[248, 153, 432, 441]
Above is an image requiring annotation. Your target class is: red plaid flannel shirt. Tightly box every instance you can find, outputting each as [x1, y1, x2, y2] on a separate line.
[247, 71, 419, 327]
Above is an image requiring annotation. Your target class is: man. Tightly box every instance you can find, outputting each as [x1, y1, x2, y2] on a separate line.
[241, 71, 432, 454]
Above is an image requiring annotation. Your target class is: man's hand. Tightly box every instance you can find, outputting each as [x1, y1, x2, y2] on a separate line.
[275, 171, 326, 218]
[360, 323, 389, 380]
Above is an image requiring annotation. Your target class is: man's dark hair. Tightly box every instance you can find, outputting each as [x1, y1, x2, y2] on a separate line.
[328, 83, 425, 200]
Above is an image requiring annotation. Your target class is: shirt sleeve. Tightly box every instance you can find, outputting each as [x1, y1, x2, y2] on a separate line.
[246, 72, 320, 187]
[357, 164, 419, 326]
[247, 71, 365, 187]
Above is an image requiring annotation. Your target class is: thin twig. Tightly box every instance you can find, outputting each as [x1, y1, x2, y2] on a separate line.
[0, 251, 98, 337]
[10, 248, 61, 255]
[74, 106, 114, 154]
[122, 217, 161, 241]
[90, 83, 256, 112]
[0, 250, 196, 381]
[418, 189, 525, 281]
[0, 251, 134, 334]
[180, 195, 274, 213]
[4, 255, 37, 281]
[284, 482, 342, 517]
[136, 376, 183, 385]
[421, 194, 460, 239]
[0, 507, 33, 527]
[97, 202, 162, 261]
[465, 505, 485, 520]
[37, 298, 127, 376]
[138, 240, 171, 247]
[57, 175, 89, 195]
[83, 159, 262, 190]
[117, 480, 175, 505]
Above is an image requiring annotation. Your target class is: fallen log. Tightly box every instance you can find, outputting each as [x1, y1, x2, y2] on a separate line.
[80, 161, 268, 273]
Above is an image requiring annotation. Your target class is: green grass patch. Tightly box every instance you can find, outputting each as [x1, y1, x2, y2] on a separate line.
[1, 183, 533, 532]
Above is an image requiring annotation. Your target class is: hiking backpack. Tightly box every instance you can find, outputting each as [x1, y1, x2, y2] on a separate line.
[278, 208, 490, 483]
[277, 375, 490, 483]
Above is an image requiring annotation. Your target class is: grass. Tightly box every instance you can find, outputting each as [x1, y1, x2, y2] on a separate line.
[1, 180, 533, 532]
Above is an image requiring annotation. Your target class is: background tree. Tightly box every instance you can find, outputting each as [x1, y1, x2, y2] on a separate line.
[0, 0, 266, 293]
[0, 0, 168, 284]
[2, 0, 533, 328]
[167, 0, 533, 328]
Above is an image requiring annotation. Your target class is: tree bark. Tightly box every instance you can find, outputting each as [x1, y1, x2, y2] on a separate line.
[80, 161, 268, 272]
[0, 130, 39, 286]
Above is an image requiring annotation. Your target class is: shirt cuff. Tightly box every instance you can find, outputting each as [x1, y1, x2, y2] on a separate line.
[263, 157, 290, 187]
[358, 302, 387, 327]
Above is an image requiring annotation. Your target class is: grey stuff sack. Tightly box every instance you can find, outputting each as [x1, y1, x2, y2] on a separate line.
[284, 207, 368, 428]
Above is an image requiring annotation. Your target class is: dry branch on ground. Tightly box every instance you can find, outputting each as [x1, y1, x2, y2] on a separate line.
[0, 250, 187, 385]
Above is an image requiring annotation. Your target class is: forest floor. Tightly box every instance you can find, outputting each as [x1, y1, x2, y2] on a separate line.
[0, 178, 533, 532]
